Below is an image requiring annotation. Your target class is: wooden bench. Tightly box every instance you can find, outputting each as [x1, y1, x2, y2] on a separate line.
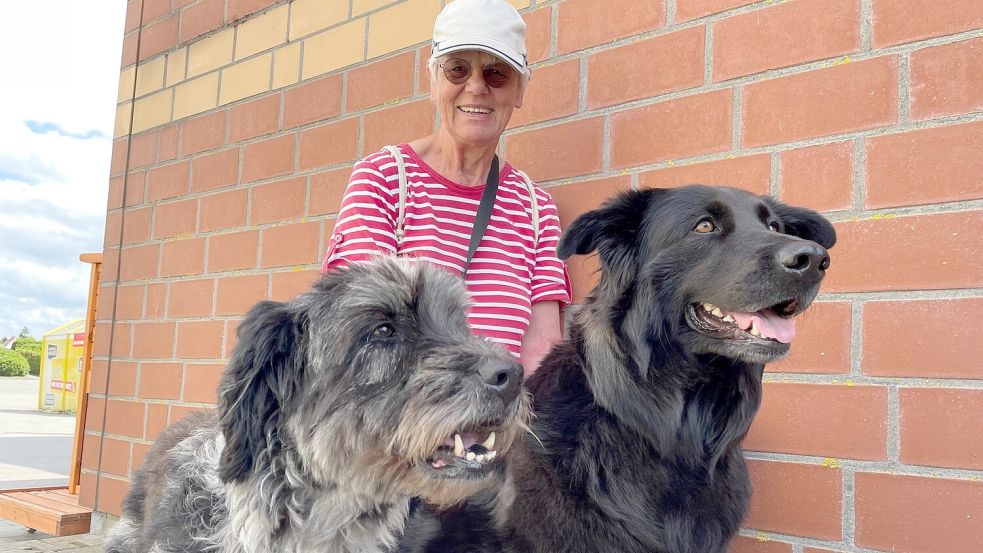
[0, 487, 91, 536]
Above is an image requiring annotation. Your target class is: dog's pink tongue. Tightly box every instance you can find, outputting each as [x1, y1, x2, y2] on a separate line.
[727, 309, 796, 344]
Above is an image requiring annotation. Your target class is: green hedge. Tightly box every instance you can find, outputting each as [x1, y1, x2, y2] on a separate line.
[0, 348, 30, 376]
[13, 338, 41, 376]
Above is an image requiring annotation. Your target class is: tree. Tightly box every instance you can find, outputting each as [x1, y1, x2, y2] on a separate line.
[13, 337, 41, 376]
[18, 326, 32, 338]
[0, 348, 29, 376]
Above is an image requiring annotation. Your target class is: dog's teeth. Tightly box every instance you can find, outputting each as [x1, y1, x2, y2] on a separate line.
[487, 451, 497, 460]
[466, 451, 476, 461]
[749, 323, 762, 338]
[482, 432, 496, 450]
[721, 315, 736, 323]
[702, 302, 715, 311]
[475, 454, 485, 463]
[710, 307, 723, 317]
[454, 434, 465, 457]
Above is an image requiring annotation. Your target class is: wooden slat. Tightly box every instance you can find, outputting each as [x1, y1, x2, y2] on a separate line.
[0, 488, 91, 536]
[71, 255, 101, 495]
[5, 493, 89, 516]
[27, 491, 87, 512]
[0, 499, 60, 535]
[0, 486, 66, 494]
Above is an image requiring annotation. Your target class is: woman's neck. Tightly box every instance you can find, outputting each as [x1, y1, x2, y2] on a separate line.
[410, 133, 500, 187]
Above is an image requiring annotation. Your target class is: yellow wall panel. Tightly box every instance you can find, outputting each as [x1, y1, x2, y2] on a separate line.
[114, 102, 132, 138]
[352, 0, 396, 16]
[135, 57, 166, 97]
[289, 0, 348, 41]
[118, 66, 136, 103]
[236, 5, 289, 60]
[367, 0, 441, 59]
[174, 73, 220, 119]
[166, 48, 187, 87]
[132, 88, 174, 133]
[188, 28, 235, 78]
[272, 42, 301, 89]
[301, 19, 366, 80]
[219, 53, 273, 105]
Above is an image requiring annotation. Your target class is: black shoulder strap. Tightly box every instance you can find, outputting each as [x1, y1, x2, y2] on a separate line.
[463, 155, 499, 275]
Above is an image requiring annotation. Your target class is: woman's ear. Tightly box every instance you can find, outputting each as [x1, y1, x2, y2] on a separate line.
[513, 71, 528, 109]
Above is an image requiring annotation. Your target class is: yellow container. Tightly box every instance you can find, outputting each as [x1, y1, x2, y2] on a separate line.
[37, 319, 87, 413]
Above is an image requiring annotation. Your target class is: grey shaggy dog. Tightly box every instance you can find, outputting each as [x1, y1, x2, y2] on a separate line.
[105, 257, 529, 553]
[400, 185, 836, 553]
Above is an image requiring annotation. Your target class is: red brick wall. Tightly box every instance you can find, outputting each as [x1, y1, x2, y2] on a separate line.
[87, 1, 983, 551]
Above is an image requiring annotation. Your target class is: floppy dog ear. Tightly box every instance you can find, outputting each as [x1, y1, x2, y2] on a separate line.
[217, 300, 305, 483]
[558, 188, 662, 263]
[767, 199, 837, 249]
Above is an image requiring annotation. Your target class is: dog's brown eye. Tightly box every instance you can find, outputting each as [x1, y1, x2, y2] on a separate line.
[372, 324, 394, 339]
[694, 219, 716, 234]
[768, 221, 780, 232]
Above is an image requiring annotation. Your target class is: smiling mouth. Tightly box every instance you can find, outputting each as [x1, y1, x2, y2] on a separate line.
[458, 106, 493, 114]
[686, 300, 800, 344]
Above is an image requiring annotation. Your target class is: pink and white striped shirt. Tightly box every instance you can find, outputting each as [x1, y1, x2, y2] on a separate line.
[322, 144, 571, 357]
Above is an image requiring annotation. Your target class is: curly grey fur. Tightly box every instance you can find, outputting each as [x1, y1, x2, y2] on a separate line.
[106, 258, 529, 553]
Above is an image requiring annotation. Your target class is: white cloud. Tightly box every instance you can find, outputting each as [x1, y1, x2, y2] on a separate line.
[0, 1, 124, 338]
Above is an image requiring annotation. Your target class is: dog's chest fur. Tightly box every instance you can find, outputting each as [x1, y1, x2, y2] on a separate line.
[225, 481, 411, 553]
[505, 339, 756, 553]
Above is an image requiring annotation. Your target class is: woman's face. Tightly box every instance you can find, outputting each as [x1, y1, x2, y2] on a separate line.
[431, 50, 525, 148]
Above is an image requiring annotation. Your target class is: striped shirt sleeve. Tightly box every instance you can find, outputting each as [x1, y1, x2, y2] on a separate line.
[321, 155, 397, 273]
[529, 187, 572, 306]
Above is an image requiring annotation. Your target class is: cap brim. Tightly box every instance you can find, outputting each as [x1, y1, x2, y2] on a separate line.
[432, 40, 527, 76]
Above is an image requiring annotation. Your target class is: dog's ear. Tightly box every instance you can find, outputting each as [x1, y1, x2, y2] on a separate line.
[767, 199, 837, 249]
[217, 300, 305, 483]
[558, 189, 661, 262]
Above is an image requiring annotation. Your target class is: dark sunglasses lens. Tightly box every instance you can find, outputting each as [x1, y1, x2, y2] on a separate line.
[482, 64, 513, 88]
[443, 60, 471, 84]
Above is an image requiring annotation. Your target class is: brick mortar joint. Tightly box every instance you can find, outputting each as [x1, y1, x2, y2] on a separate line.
[761, 374, 983, 389]
[742, 451, 983, 480]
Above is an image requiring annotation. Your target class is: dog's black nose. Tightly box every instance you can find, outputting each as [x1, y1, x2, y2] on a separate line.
[777, 242, 830, 279]
[478, 358, 522, 403]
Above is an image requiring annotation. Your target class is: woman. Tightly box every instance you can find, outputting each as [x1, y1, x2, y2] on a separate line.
[323, 0, 570, 376]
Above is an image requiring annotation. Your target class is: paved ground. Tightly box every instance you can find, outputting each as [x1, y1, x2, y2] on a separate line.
[0, 377, 103, 551]
[0, 524, 103, 552]
[0, 377, 76, 489]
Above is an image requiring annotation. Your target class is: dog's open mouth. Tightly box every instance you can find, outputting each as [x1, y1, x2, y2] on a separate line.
[426, 428, 500, 475]
[688, 300, 800, 344]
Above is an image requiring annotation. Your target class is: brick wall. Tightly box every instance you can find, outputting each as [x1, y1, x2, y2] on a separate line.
[86, 0, 983, 551]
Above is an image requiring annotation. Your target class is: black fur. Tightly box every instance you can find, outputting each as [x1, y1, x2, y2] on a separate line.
[400, 185, 835, 553]
[218, 300, 307, 483]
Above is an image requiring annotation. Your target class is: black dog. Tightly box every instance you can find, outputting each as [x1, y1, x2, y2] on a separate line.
[399, 185, 835, 553]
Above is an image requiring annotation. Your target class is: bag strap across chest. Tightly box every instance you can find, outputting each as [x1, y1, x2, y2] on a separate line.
[382, 145, 540, 254]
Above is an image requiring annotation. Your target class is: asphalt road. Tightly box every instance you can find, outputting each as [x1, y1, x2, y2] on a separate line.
[0, 376, 76, 489]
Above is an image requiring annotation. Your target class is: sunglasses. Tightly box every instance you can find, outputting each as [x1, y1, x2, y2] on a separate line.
[439, 58, 515, 88]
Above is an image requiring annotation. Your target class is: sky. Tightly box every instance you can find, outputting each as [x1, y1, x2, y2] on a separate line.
[0, 2, 125, 339]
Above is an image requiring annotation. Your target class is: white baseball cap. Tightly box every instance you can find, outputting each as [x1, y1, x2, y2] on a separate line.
[431, 0, 529, 77]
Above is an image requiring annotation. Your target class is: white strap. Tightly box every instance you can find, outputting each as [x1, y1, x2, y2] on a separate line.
[514, 168, 540, 245]
[383, 145, 540, 247]
[382, 145, 408, 245]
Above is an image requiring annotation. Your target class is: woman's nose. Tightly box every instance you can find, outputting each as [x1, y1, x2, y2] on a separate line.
[464, 67, 489, 94]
